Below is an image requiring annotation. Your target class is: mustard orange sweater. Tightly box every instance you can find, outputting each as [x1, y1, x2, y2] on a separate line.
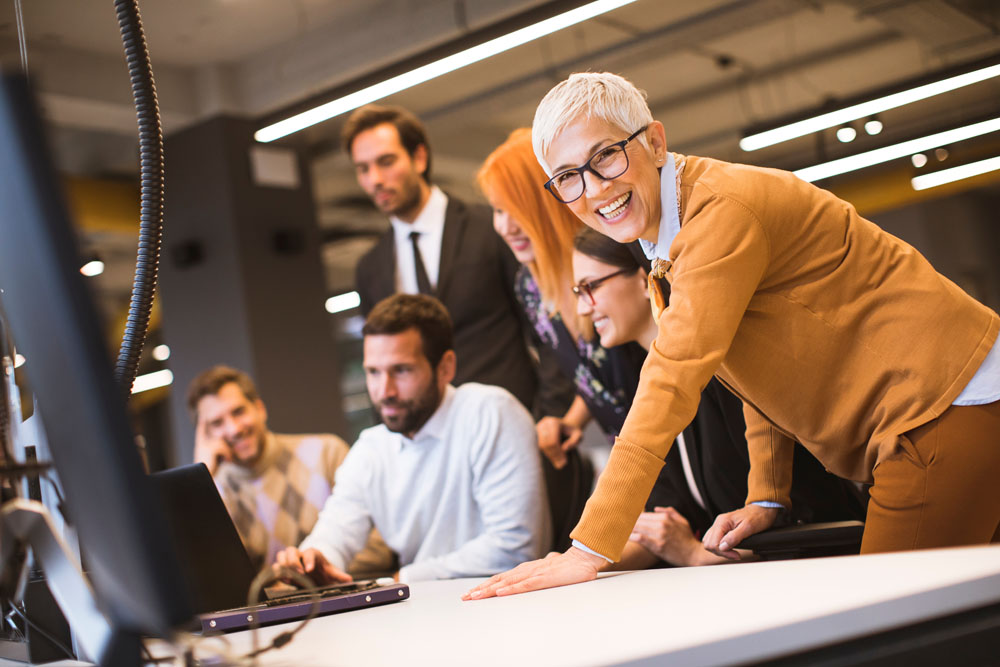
[571, 154, 999, 560]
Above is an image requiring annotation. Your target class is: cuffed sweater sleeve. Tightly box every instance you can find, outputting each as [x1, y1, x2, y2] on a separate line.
[742, 402, 794, 508]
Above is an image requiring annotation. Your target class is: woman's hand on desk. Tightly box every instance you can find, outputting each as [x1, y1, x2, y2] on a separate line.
[461, 547, 603, 600]
[702, 504, 779, 560]
[274, 547, 352, 586]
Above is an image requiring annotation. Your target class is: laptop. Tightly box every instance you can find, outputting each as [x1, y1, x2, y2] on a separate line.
[151, 463, 409, 633]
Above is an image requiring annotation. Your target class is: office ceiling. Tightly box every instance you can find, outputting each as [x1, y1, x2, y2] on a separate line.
[2, 0, 1000, 311]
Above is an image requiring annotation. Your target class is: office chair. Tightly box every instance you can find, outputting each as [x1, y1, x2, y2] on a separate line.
[542, 448, 595, 553]
[740, 520, 865, 561]
[737, 452, 869, 561]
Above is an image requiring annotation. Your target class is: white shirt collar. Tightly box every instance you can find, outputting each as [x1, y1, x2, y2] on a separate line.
[390, 185, 448, 238]
[638, 153, 681, 263]
[397, 384, 456, 450]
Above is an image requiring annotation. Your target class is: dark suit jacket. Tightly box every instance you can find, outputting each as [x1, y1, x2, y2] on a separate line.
[355, 195, 538, 410]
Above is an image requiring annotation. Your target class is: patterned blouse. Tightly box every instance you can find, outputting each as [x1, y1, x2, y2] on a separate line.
[513, 266, 646, 436]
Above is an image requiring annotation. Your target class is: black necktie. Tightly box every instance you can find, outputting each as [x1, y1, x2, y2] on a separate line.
[409, 231, 433, 295]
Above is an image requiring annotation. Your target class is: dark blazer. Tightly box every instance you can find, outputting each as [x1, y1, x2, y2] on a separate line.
[355, 195, 538, 410]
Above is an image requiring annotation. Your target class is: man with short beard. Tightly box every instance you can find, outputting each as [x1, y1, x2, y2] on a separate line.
[275, 294, 550, 583]
[188, 366, 393, 572]
[346, 104, 560, 416]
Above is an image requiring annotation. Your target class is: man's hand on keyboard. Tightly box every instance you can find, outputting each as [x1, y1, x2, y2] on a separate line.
[274, 547, 353, 586]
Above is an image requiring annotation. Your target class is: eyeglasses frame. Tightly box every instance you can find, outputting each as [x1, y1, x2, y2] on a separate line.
[543, 125, 649, 204]
[571, 267, 639, 306]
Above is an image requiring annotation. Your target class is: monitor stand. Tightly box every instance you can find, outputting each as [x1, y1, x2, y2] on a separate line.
[0, 499, 140, 666]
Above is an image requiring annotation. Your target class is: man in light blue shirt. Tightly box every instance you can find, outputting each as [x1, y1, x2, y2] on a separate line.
[276, 294, 550, 582]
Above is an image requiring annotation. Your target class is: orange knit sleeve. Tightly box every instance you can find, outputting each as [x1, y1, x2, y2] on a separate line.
[742, 403, 794, 508]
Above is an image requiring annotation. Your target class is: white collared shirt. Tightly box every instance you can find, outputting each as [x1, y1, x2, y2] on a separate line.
[390, 185, 448, 294]
[638, 153, 682, 265]
[300, 383, 550, 582]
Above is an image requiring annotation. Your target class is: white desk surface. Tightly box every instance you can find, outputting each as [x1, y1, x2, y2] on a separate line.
[211, 544, 1000, 666]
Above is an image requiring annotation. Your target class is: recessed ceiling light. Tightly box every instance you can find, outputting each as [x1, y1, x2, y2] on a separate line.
[836, 125, 857, 143]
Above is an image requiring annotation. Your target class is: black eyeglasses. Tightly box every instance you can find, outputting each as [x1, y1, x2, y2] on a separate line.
[544, 126, 648, 204]
[571, 267, 638, 305]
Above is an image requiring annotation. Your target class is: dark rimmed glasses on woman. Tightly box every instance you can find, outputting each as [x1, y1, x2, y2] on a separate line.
[572, 267, 638, 306]
[544, 125, 648, 204]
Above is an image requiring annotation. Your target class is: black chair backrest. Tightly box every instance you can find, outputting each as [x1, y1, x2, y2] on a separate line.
[542, 448, 595, 553]
[740, 520, 865, 560]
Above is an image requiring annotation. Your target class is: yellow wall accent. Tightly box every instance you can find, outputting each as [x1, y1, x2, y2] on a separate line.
[63, 176, 139, 233]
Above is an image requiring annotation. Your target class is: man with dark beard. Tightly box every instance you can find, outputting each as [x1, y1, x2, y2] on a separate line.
[347, 105, 557, 416]
[275, 294, 550, 583]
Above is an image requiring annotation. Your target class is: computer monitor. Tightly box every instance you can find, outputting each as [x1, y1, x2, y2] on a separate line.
[0, 71, 193, 660]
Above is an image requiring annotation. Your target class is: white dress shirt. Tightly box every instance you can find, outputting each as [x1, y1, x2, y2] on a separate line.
[300, 383, 550, 582]
[390, 185, 448, 294]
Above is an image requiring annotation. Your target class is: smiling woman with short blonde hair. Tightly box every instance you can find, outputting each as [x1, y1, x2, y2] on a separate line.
[464, 70, 1000, 602]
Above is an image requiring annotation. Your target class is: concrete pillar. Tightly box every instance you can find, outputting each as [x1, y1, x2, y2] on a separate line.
[159, 115, 344, 466]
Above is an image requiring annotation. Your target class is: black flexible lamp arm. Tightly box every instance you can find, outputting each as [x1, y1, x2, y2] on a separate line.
[112, 0, 163, 396]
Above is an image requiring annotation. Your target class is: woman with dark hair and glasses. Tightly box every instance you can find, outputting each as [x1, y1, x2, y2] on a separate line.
[571, 226, 866, 569]
[466, 71, 999, 601]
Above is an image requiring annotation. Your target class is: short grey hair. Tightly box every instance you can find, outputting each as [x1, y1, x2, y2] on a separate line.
[531, 72, 654, 175]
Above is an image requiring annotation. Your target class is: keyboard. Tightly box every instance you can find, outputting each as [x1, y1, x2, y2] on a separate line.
[262, 579, 381, 607]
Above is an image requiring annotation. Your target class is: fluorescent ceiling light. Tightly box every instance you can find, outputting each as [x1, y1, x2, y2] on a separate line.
[794, 117, 1000, 183]
[255, 0, 638, 143]
[912, 155, 1000, 191]
[326, 291, 361, 314]
[132, 369, 173, 394]
[741, 62, 1000, 152]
